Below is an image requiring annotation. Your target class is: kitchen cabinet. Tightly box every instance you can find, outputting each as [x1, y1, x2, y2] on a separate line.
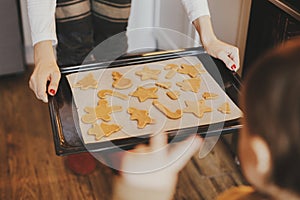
[0, 0, 24, 75]
[243, 0, 300, 76]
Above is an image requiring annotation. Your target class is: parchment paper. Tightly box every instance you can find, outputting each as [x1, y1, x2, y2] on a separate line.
[66, 56, 242, 144]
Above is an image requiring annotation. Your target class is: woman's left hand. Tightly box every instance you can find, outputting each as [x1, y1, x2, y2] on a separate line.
[203, 38, 240, 72]
[193, 15, 240, 72]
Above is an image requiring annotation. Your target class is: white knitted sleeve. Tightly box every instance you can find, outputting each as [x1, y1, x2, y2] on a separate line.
[180, 0, 210, 23]
[27, 0, 57, 46]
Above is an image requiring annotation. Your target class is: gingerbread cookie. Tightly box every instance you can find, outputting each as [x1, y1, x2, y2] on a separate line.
[130, 87, 158, 102]
[183, 100, 212, 118]
[88, 122, 121, 140]
[112, 71, 133, 89]
[128, 107, 155, 128]
[73, 73, 98, 89]
[81, 99, 122, 123]
[202, 92, 219, 100]
[218, 102, 231, 114]
[98, 89, 128, 100]
[155, 82, 172, 89]
[152, 100, 182, 119]
[135, 66, 161, 81]
[164, 64, 179, 79]
[177, 64, 205, 78]
[176, 77, 201, 93]
[166, 91, 180, 100]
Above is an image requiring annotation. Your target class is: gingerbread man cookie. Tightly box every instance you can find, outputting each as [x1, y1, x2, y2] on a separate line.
[81, 99, 122, 123]
[112, 71, 133, 89]
[176, 77, 201, 93]
[88, 122, 121, 140]
[135, 66, 161, 81]
[130, 86, 158, 102]
[128, 107, 155, 128]
[183, 99, 212, 118]
[73, 73, 98, 89]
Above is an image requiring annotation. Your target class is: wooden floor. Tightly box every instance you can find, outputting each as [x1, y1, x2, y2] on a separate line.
[0, 67, 247, 200]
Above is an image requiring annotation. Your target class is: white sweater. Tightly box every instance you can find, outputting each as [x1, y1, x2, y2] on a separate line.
[26, 0, 210, 46]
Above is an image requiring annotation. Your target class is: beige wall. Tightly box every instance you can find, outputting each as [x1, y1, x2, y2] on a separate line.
[156, 0, 251, 73]
[208, 0, 252, 73]
[20, 0, 34, 64]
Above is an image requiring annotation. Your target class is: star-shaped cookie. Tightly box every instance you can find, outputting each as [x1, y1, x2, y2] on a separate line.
[81, 99, 122, 123]
[130, 87, 158, 102]
[183, 100, 212, 118]
[135, 66, 161, 80]
[176, 77, 201, 93]
[88, 122, 121, 140]
[73, 73, 98, 89]
[128, 107, 154, 128]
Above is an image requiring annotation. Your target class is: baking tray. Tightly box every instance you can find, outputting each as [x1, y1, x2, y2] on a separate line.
[48, 47, 242, 156]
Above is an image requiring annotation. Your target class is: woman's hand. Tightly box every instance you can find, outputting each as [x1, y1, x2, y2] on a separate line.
[29, 41, 61, 103]
[113, 133, 203, 200]
[193, 15, 240, 71]
[203, 38, 240, 71]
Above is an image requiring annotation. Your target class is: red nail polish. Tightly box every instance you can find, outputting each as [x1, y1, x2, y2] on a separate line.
[50, 89, 56, 95]
[231, 64, 236, 70]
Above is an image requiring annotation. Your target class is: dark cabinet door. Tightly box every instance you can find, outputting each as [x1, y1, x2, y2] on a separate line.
[242, 0, 300, 76]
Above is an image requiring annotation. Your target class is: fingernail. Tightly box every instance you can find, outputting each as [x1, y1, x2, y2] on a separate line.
[49, 89, 56, 95]
[231, 64, 236, 70]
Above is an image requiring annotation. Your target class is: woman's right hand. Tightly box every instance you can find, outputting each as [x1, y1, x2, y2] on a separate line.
[29, 41, 61, 103]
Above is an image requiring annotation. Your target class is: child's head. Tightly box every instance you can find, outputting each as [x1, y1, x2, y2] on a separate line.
[239, 38, 300, 197]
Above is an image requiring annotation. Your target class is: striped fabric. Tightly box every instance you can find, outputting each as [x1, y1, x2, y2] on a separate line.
[55, 0, 131, 67]
[92, 0, 131, 23]
[55, 0, 131, 23]
[56, 0, 91, 23]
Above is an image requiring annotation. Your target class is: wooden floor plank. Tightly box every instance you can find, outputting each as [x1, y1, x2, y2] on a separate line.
[173, 139, 246, 200]
[0, 68, 246, 200]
